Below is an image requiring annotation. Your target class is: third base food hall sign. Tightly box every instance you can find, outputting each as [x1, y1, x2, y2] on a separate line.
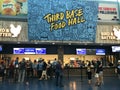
[28, 0, 98, 42]
[43, 8, 85, 31]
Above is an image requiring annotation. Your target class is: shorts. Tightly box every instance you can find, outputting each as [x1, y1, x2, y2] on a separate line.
[42, 70, 47, 76]
[95, 73, 99, 78]
[99, 71, 103, 77]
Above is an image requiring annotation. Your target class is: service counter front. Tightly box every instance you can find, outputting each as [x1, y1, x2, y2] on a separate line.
[63, 67, 117, 77]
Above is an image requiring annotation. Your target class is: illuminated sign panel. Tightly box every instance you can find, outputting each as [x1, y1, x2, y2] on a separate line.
[96, 49, 105, 55]
[13, 48, 46, 54]
[76, 48, 86, 55]
[0, 45, 2, 51]
[35, 48, 46, 54]
[0, 24, 22, 37]
[13, 48, 24, 54]
[112, 46, 120, 52]
[100, 27, 120, 40]
[24, 48, 36, 54]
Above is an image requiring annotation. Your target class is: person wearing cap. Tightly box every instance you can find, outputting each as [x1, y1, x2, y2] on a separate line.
[115, 60, 120, 79]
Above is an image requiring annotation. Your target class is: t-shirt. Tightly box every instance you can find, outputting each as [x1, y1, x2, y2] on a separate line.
[19, 61, 26, 70]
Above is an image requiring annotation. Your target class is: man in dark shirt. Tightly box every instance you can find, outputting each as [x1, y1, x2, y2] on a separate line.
[55, 60, 64, 87]
[95, 59, 103, 86]
[18, 58, 26, 82]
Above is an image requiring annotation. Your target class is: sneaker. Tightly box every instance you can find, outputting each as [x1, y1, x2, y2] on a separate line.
[26, 82, 29, 85]
[39, 78, 42, 80]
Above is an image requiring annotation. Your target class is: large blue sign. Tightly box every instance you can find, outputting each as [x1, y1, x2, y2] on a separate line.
[28, 0, 98, 42]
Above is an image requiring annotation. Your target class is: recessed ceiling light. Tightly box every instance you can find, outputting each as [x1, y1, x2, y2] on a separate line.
[52, 42, 55, 45]
[17, 42, 20, 44]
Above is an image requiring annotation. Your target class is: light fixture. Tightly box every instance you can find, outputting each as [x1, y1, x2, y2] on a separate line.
[52, 42, 55, 45]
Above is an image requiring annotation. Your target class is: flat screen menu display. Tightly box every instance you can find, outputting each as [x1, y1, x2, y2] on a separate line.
[76, 48, 86, 55]
[96, 49, 105, 55]
[13, 48, 46, 54]
[112, 46, 120, 52]
[24, 48, 36, 54]
[86, 49, 96, 55]
[13, 48, 24, 54]
[0, 45, 2, 51]
[36, 48, 46, 54]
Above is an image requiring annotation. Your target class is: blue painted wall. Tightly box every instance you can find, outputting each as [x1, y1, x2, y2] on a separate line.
[28, 0, 98, 42]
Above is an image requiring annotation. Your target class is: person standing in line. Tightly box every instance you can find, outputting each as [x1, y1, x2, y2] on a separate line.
[25, 59, 33, 85]
[0, 61, 5, 82]
[115, 60, 120, 79]
[37, 60, 43, 80]
[52, 58, 58, 77]
[55, 60, 64, 87]
[86, 63, 92, 84]
[18, 58, 26, 83]
[99, 59, 104, 85]
[26, 60, 33, 78]
[95, 59, 101, 86]
[14, 57, 19, 68]
[8, 60, 15, 82]
[47, 60, 52, 79]
[40, 59, 47, 80]
[14, 57, 19, 82]
[32, 60, 38, 77]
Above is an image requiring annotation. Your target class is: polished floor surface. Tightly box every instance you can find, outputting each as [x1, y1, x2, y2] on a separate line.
[0, 76, 120, 90]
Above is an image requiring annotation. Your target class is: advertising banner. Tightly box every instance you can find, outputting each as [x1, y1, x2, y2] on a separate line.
[0, 20, 28, 41]
[98, 2, 119, 22]
[0, 0, 27, 18]
[96, 25, 120, 43]
[28, 0, 98, 42]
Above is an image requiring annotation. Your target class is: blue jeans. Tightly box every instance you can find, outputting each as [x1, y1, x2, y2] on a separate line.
[18, 70, 25, 82]
[55, 72, 63, 86]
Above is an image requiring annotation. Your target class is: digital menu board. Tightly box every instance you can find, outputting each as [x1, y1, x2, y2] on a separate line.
[24, 48, 36, 54]
[13, 47, 46, 54]
[0, 45, 2, 51]
[13, 48, 24, 54]
[112, 46, 120, 52]
[86, 49, 96, 55]
[35, 48, 46, 54]
[96, 49, 105, 55]
[76, 48, 86, 55]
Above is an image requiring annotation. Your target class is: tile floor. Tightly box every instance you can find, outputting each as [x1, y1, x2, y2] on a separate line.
[0, 76, 120, 90]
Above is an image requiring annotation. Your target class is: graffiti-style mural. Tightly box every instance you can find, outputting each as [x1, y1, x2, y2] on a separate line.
[28, 0, 98, 42]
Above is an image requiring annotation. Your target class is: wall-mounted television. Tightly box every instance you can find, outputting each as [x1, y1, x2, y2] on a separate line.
[0, 45, 2, 51]
[86, 49, 96, 55]
[96, 49, 105, 55]
[13, 48, 24, 54]
[76, 48, 86, 55]
[24, 48, 36, 54]
[112, 46, 120, 52]
[35, 48, 46, 54]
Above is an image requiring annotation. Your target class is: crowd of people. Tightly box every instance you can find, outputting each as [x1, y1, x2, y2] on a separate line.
[0, 57, 120, 87]
[0, 57, 64, 87]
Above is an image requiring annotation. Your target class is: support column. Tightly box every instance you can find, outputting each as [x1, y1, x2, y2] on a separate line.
[57, 46, 64, 62]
